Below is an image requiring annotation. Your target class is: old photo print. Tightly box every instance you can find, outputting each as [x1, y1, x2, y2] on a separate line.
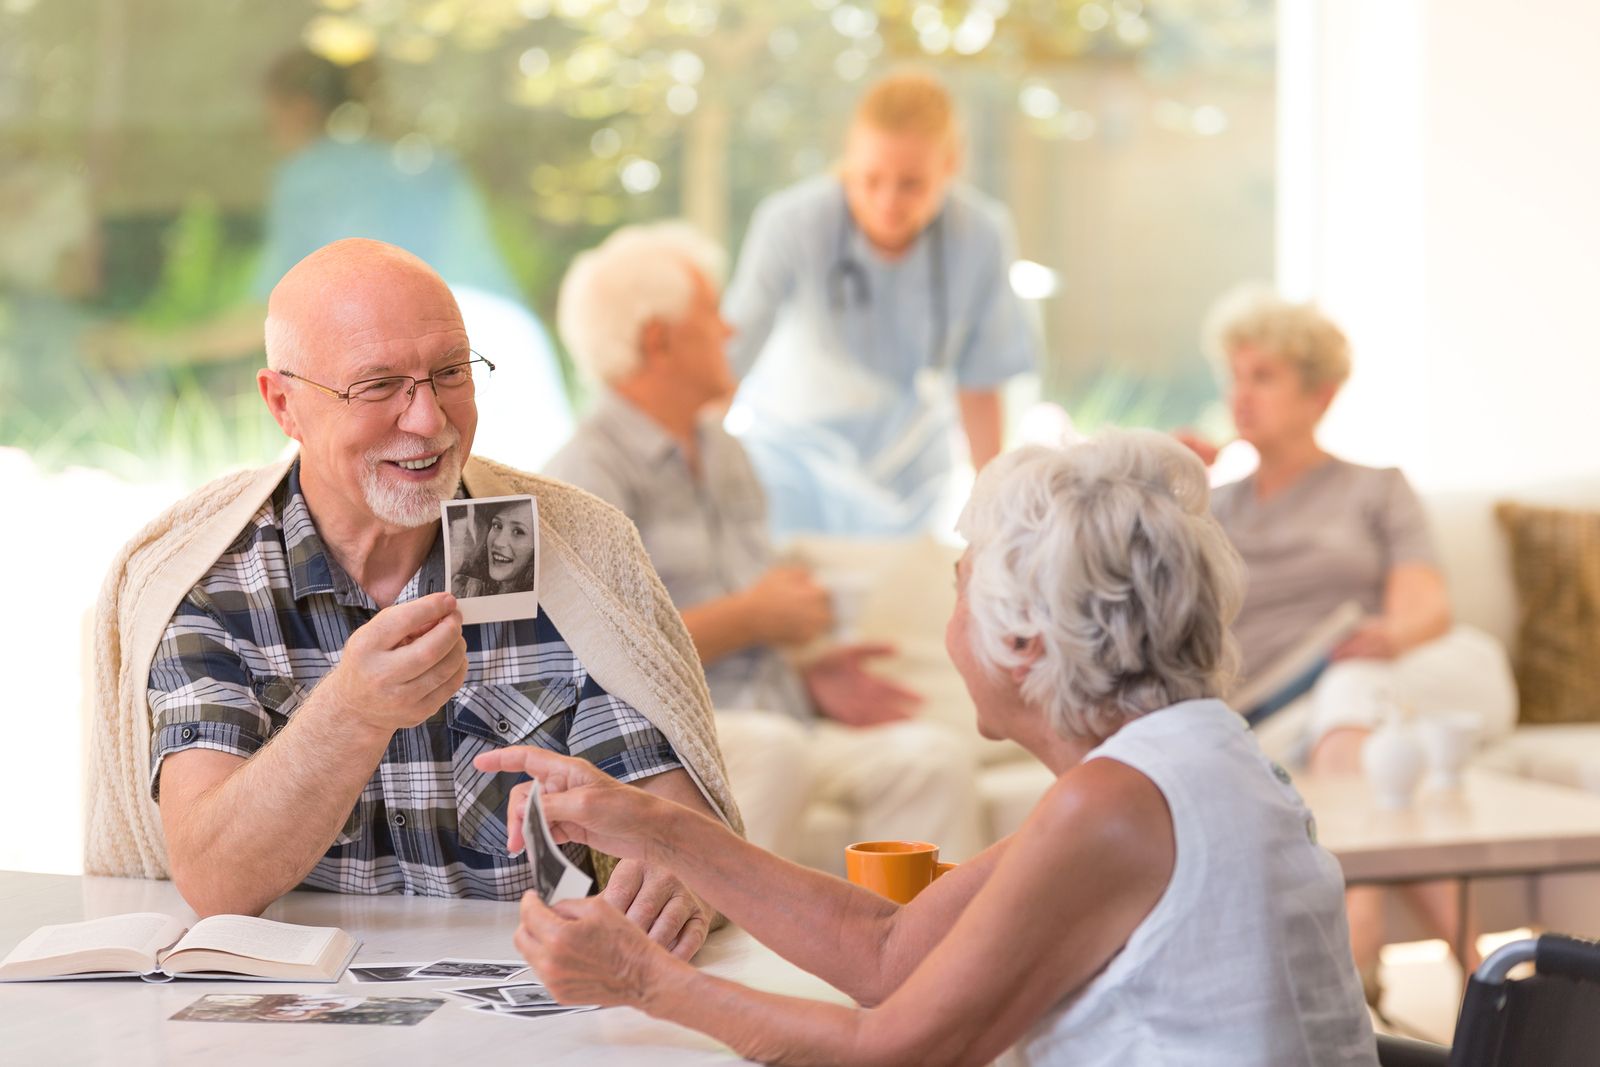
[442, 495, 540, 626]
[524, 778, 593, 905]
[409, 959, 527, 980]
[170, 993, 445, 1026]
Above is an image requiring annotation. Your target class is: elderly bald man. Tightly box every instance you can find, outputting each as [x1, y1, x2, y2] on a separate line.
[114, 239, 737, 955]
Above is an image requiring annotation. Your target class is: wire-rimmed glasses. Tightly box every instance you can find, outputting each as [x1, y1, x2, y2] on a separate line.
[279, 353, 495, 418]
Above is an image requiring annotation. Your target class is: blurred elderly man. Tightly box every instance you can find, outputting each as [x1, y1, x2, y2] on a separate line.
[91, 239, 738, 961]
[544, 222, 984, 863]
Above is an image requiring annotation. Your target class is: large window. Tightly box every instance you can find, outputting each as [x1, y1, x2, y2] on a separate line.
[1, 0, 1274, 484]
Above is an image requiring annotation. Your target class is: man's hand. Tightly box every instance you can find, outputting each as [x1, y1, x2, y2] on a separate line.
[321, 592, 467, 736]
[739, 565, 833, 646]
[601, 858, 711, 961]
[1331, 617, 1403, 661]
[803, 643, 923, 728]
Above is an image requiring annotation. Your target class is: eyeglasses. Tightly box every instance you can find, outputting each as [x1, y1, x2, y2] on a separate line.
[279, 354, 495, 418]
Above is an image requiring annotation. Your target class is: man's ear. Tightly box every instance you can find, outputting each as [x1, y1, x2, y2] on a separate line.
[257, 368, 303, 444]
[1007, 634, 1044, 686]
[638, 318, 670, 369]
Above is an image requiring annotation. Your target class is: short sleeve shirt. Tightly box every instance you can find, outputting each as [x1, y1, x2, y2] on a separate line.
[543, 392, 813, 721]
[721, 176, 1040, 533]
[1211, 459, 1439, 682]
[146, 463, 682, 900]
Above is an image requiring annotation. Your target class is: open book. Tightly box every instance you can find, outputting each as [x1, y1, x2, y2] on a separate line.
[1233, 600, 1365, 726]
[0, 912, 359, 984]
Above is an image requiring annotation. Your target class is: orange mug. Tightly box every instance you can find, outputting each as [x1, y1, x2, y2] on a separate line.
[845, 841, 955, 903]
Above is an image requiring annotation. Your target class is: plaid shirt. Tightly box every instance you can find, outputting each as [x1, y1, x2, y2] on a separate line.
[147, 463, 681, 899]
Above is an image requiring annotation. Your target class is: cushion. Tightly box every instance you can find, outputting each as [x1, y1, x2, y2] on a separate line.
[1494, 502, 1600, 724]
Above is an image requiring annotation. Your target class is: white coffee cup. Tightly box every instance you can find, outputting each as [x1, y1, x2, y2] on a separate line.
[1416, 711, 1483, 790]
[1363, 718, 1425, 810]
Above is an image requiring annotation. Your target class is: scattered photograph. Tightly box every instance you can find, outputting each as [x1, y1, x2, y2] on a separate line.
[525, 778, 593, 905]
[349, 963, 429, 983]
[500, 984, 559, 1008]
[410, 959, 528, 981]
[440, 982, 549, 1006]
[442, 495, 540, 626]
[170, 993, 445, 1026]
[471, 1002, 600, 1020]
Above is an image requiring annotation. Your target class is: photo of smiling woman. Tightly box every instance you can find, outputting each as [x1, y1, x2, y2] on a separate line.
[448, 497, 539, 599]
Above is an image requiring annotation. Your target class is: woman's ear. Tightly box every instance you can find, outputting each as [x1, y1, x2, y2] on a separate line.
[1008, 634, 1043, 686]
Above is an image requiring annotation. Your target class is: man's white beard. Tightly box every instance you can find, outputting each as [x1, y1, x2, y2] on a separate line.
[360, 431, 464, 528]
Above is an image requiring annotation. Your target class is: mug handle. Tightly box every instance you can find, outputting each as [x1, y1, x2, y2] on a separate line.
[934, 862, 957, 880]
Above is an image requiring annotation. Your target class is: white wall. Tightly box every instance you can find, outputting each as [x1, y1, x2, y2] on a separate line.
[1294, 0, 1600, 492]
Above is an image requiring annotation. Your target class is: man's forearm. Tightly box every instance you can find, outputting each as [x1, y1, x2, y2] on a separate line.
[679, 594, 762, 664]
[162, 694, 390, 916]
[649, 802, 901, 1004]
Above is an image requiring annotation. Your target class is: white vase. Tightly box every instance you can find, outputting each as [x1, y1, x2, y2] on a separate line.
[1363, 719, 1425, 810]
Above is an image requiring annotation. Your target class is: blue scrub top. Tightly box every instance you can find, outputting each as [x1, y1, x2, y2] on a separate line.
[252, 137, 521, 303]
[723, 174, 1038, 536]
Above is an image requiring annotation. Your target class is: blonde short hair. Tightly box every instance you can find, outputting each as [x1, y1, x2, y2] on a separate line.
[852, 69, 958, 147]
[957, 430, 1244, 740]
[1203, 284, 1352, 392]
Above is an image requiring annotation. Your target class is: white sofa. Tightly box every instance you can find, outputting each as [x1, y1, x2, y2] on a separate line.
[787, 484, 1600, 938]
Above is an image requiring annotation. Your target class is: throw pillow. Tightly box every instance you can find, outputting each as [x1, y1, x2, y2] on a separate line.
[1495, 502, 1600, 724]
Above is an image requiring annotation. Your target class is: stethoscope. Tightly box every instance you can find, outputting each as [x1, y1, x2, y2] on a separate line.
[825, 200, 951, 374]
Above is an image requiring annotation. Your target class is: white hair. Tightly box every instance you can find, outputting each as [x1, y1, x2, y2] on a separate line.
[957, 429, 1244, 740]
[556, 221, 727, 385]
[263, 312, 305, 373]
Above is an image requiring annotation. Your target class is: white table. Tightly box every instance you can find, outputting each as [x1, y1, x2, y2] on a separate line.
[1296, 768, 1600, 886]
[0, 871, 852, 1066]
[1296, 768, 1600, 960]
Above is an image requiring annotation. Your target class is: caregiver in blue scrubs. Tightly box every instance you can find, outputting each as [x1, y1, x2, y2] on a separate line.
[723, 71, 1040, 536]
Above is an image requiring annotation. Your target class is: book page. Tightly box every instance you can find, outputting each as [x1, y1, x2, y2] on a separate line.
[1, 912, 183, 969]
[164, 915, 336, 967]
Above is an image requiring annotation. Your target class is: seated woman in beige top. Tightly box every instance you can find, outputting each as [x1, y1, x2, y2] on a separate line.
[1179, 286, 1517, 1001]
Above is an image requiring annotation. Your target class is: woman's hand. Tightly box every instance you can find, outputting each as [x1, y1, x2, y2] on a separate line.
[514, 891, 681, 1009]
[473, 745, 675, 864]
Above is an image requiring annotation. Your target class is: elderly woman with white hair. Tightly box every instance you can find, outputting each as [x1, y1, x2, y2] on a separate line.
[477, 430, 1378, 1066]
[1181, 288, 1518, 998]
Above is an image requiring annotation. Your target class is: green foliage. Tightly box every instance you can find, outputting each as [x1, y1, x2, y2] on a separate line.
[133, 196, 259, 330]
[0, 355, 281, 485]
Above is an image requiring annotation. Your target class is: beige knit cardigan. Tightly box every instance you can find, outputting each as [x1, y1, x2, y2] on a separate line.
[86, 453, 742, 881]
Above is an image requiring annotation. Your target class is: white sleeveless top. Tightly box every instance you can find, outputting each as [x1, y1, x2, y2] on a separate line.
[1004, 700, 1377, 1067]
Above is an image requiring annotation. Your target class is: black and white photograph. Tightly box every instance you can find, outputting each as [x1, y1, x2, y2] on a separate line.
[409, 959, 528, 981]
[170, 993, 445, 1026]
[349, 963, 428, 983]
[524, 778, 593, 905]
[500, 983, 560, 1008]
[442, 981, 550, 1006]
[472, 1002, 600, 1020]
[442, 495, 540, 626]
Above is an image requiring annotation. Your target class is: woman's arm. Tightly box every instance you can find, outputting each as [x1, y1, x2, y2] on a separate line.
[478, 744, 1000, 1005]
[520, 758, 1176, 1067]
[1334, 563, 1451, 660]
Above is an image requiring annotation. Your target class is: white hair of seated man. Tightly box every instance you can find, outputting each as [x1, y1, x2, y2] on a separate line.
[957, 429, 1246, 741]
[557, 220, 728, 385]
